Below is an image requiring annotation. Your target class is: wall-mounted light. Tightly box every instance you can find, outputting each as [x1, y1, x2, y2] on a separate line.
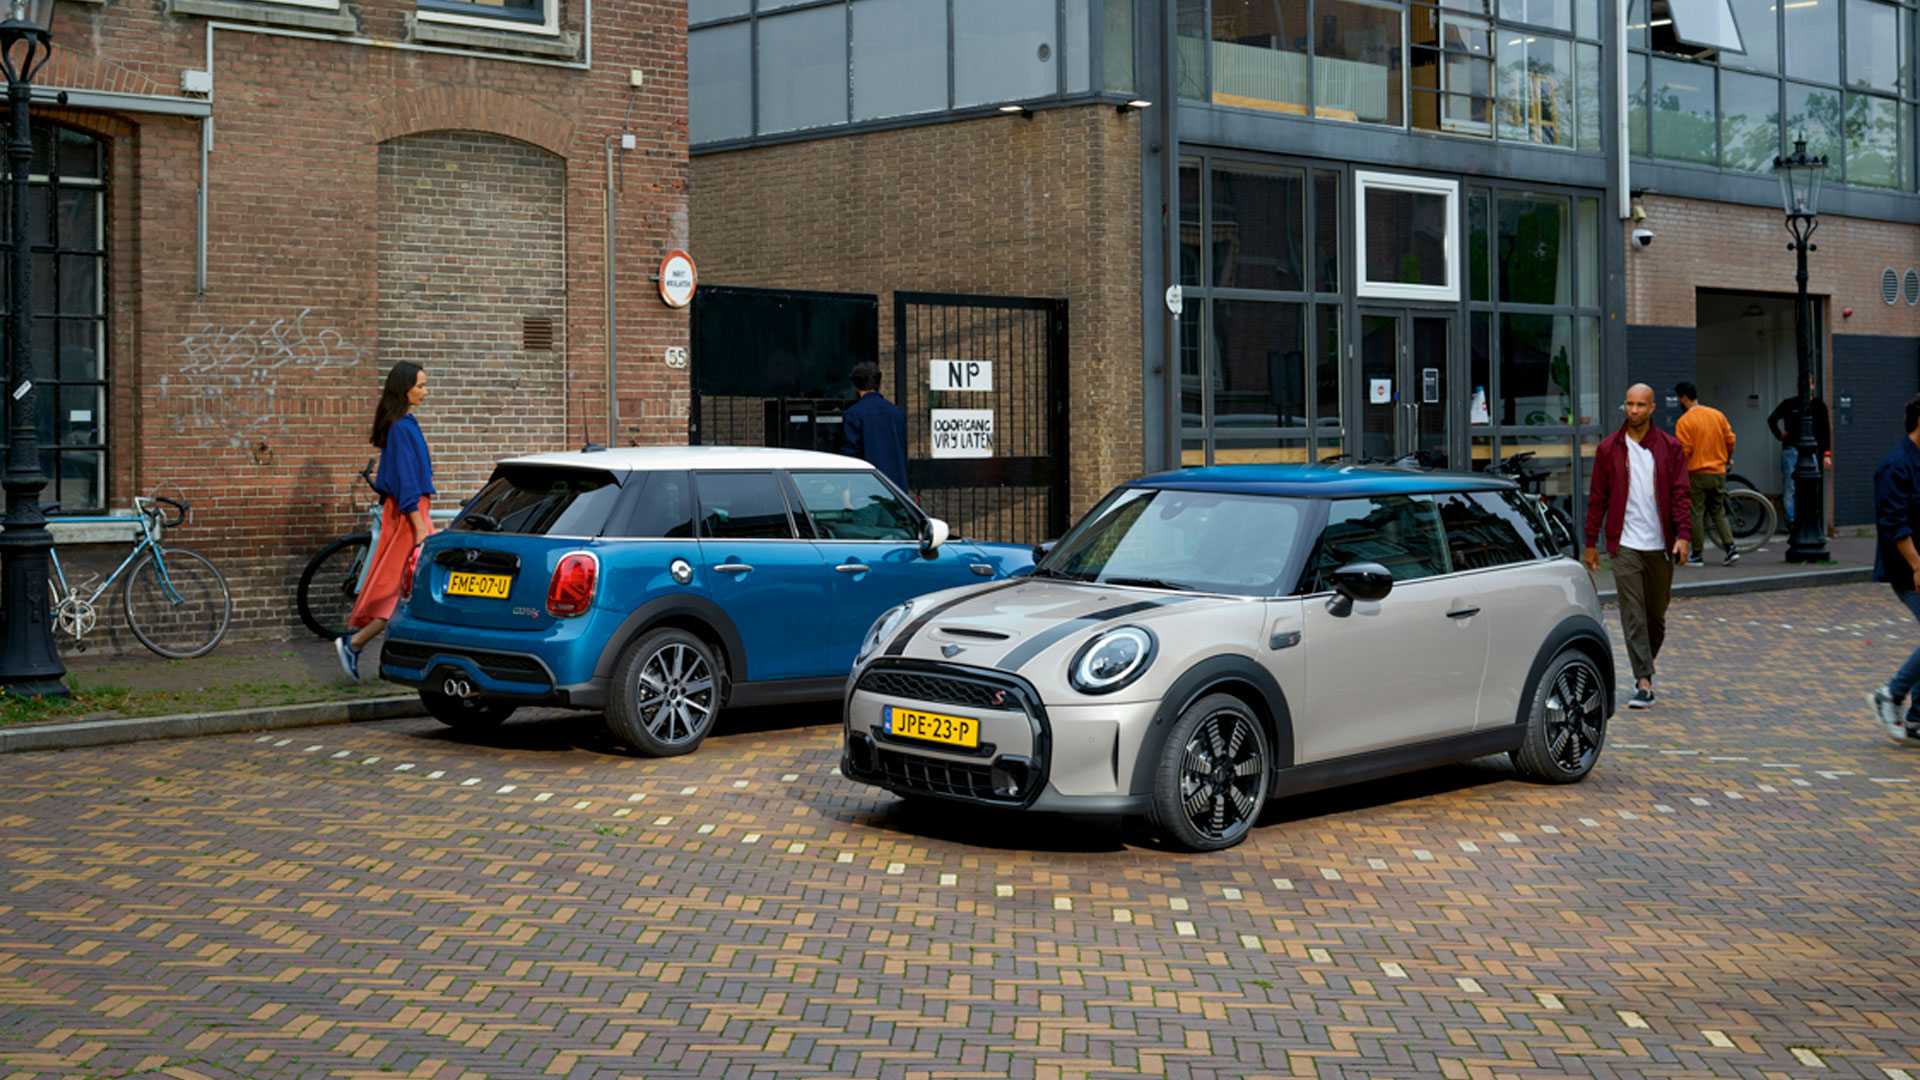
[1116, 98, 1153, 115]
[999, 104, 1034, 119]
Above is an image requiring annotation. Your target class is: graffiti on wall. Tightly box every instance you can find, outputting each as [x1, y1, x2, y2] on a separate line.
[163, 310, 368, 440]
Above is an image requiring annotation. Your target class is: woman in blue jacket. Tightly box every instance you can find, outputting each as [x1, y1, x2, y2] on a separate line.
[337, 362, 435, 680]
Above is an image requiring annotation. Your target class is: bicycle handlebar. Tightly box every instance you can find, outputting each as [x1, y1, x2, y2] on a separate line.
[359, 458, 377, 494]
[138, 495, 188, 529]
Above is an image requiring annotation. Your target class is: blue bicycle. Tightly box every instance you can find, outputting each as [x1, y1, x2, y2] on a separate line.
[48, 494, 232, 659]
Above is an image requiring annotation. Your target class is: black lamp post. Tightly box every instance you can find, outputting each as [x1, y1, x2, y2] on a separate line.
[1773, 136, 1828, 564]
[0, 0, 64, 699]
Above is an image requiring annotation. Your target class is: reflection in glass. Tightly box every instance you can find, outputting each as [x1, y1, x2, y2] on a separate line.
[1577, 42, 1601, 150]
[953, 0, 1058, 107]
[1315, 0, 1404, 125]
[1180, 305, 1205, 426]
[1178, 0, 1209, 99]
[1844, 91, 1900, 187]
[1720, 0, 1777, 72]
[1468, 188, 1491, 302]
[1103, 0, 1135, 91]
[1500, 0, 1572, 32]
[1497, 32, 1574, 146]
[1470, 313, 1492, 426]
[1315, 305, 1342, 436]
[1314, 171, 1341, 292]
[1180, 163, 1201, 287]
[59, 321, 100, 382]
[1210, 301, 1307, 426]
[1497, 191, 1570, 306]
[1577, 197, 1599, 307]
[1065, 0, 1091, 93]
[1214, 438, 1314, 463]
[1649, 57, 1716, 163]
[1628, 54, 1649, 154]
[1576, 316, 1600, 426]
[1845, 0, 1900, 91]
[1211, 166, 1306, 291]
[1359, 315, 1397, 462]
[1363, 187, 1450, 288]
[59, 386, 102, 447]
[1206, 0, 1311, 114]
[756, 7, 848, 134]
[1782, 82, 1842, 166]
[853, 0, 948, 121]
[1783, 0, 1839, 83]
[1665, 0, 1746, 54]
[1499, 314, 1572, 426]
[1719, 70, 1782, 171]
[1411, 4, 1494, 136]
[56, 128, 101, 181]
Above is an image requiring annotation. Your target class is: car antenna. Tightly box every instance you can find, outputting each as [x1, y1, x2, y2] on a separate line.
[581, 406, 605, 453]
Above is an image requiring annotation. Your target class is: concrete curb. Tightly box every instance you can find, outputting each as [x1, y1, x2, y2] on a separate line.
[0, 695, 426, 754]
[1599, 565, 1872, 604]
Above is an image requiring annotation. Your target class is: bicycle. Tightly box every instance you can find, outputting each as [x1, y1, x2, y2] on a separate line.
[296, 459, 458, 640]
[1713, 466, 1779, 546]
[1491, 451, 1579, 557]
[47, 493, 232, 659]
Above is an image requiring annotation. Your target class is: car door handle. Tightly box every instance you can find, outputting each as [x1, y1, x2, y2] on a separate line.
[836, 563, 868, 574]
[969, 563, 994, 576]
[1446, 606, 1481, 619]
[714, 563, 754, 574]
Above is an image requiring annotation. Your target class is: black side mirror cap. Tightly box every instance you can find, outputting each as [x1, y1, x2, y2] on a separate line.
[1032, 539, 1057, 563]
[1325, 561, 1393, 616]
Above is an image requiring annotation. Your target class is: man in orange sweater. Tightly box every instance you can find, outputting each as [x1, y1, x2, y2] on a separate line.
[1675, 381, 1739, 566]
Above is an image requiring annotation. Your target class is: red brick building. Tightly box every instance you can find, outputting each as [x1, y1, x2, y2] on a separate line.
[15, 0, 689, 645]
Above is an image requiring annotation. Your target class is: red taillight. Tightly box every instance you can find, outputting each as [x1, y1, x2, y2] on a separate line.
[400, 547, 420, 601]
[547, 552, 598, 617]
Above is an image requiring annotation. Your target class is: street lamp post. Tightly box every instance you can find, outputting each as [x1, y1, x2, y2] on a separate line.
[0, 0, 64, 698]
[1773, 136, 1829, 564]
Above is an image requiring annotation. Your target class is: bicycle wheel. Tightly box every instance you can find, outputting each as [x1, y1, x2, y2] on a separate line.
[1726, 488, 1778, 544]
[297, 533, 371, 640]
[1543, 506, 1579, 557]
[123, 547, 232, 659]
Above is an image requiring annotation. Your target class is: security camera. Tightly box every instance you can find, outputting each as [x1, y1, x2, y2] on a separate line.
[1630, 228, 1656, 249]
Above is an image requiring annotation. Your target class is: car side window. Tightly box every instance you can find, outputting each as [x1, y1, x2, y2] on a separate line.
[790, 471, 919, 541]
[1437, 491, 1540, 569]
[1309, 494, 1450, 586]
[1493, 490, 1560, 559]
[695, 472, 795, 540]
[618, 470, 695, 539]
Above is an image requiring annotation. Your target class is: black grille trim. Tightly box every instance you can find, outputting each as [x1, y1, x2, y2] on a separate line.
[849, 660, 1053, 808]
[877, 748, 1002, 802]
[855, 669, 1013, 710]
[381, 639, 552, 686]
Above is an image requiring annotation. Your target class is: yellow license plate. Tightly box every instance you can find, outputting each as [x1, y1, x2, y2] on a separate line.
[886, 706, 979, 749]
[447, 571, 511, 599]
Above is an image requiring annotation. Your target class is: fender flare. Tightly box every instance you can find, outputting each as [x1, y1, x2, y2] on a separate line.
[1127, 655, 1296, 795]
[1513, 614, 1616, 726]
[594, 594, 751, 686]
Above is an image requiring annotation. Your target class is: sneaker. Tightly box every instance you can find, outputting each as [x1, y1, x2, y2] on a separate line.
[1722, 544, 1740, 566]
[1627, 687, 1655, 709]
[1871, 686, 1909, 743]
[335, 635, 361, 682]
[1686, 554, 1705, 568]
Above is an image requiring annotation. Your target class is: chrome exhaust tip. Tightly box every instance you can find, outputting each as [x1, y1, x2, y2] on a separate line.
[442, 678, 474, 698]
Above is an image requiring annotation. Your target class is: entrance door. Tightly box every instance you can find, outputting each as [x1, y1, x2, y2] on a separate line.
[1357, 310, 1453, 468]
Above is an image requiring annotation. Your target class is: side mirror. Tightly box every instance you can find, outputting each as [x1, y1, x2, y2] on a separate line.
[920, 517, 950, 557]
[1032, 538, 1057, 563]
[1325, 561, 1392, 617]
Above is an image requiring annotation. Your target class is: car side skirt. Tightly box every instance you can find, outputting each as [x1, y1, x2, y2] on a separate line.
[1272, 726, 1526, 799]
[728, 676, 846, 709]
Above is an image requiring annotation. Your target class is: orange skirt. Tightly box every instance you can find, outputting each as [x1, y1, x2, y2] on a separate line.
[349, 496, 433, 628]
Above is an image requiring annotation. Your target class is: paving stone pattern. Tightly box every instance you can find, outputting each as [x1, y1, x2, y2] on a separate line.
[0, 584, 1916, 1078]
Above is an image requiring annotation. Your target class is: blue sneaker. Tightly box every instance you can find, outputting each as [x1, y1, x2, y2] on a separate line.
[335, 636, 361, 682]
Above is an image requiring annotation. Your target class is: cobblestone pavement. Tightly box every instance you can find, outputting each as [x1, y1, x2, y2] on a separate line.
[0, 584, 1916, 1080]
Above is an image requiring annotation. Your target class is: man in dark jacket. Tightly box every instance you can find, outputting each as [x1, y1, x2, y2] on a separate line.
[1869, 394, 1920, 744]
[840, 361, 910, 493]
[1767, 375, 1833, 531]
[1584, 383, 1693, 709]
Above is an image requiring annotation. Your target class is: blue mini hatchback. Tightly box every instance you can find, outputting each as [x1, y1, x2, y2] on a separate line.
[379, 447, 1034, 755]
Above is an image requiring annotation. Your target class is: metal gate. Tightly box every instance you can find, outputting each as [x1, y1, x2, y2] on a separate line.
[894, 292, 1069, 546]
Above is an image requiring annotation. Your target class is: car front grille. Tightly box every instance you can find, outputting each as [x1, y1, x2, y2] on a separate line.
[876, 747, 998, 801]
[855, 669, 1012, 710]
[381, 640, 550, 686]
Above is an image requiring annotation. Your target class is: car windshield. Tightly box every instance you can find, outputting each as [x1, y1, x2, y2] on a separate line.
[453, 466, 623, 536]
[1040, 487, 1307, 596]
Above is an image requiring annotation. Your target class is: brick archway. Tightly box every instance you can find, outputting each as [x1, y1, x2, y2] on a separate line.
[368, 87, 575, 159]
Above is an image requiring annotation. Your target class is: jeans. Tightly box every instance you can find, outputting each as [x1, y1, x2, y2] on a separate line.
[1780, 444, 1799, 528]
[1892, 587, 1920, 723]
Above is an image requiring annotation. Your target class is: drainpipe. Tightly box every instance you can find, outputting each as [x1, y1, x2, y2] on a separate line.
[1160, 0, 1179, 471]
[605, 137, 618, 445]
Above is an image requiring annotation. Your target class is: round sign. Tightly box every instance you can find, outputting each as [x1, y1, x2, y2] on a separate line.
[659, 249, 697, 309]
[1164, 284, 1183, 315]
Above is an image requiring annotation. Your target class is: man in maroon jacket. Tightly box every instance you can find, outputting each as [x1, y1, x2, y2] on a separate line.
[1584, 383, 1694, 708]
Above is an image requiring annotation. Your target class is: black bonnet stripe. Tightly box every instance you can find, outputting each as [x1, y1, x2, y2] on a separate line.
[882, 579, 1030, 657]
[995, 596, 1189, 672]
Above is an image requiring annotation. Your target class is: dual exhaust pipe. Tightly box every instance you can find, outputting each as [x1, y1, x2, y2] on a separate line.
[442, 677, 475, 699]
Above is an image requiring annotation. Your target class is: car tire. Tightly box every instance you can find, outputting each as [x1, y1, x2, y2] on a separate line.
[606, 628, 724, 757]
[1146, 692, 1271, 852]
[419, 689, 516, 731]
[1510, 649, 1608, 783]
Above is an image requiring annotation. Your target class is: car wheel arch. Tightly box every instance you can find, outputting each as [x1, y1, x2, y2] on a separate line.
[1512, 615, 1615, 728]
[1126, 655, 1296, 796]
[595, 595, 748, 699]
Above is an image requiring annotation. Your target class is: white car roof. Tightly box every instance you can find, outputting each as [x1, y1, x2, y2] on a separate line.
[498, 445, 873, 473]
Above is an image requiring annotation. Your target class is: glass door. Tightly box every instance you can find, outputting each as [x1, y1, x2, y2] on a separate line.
[1356, 309, 1454, 467]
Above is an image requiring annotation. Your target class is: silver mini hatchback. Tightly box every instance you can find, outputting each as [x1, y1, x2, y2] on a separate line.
[841, 464, 1614, 851]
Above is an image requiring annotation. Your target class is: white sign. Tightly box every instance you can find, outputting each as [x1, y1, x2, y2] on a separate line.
[659, 249, 697, 308]
[1369, 378, 1391, 405]
[1165, 284, 1184, 315]
[663, 346, 689, 369]
[929, 359, 993, 391]
[930, 408, 994, 459]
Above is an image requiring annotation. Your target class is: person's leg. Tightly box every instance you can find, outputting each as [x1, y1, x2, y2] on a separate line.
[1642, 544, 1674, 668]
[1688, 474, 1707, 557]
[1780, 443, 1798, 529]
[1890, 589, 1920, 703]
[350, 617, 387, 653]
[1613, 548, 1655, 690]
[1704, 472, 1735, 552]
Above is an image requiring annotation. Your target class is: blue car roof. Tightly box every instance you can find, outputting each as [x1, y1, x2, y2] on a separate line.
[1126, 463, 1518, 497]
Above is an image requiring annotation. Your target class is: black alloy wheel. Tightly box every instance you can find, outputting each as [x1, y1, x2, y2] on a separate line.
[1512, 650, 1607, 782]
[1149, 693, 1270, 852]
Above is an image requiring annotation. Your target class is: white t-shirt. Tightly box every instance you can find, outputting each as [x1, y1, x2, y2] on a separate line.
[1618, 433, 1666, 552]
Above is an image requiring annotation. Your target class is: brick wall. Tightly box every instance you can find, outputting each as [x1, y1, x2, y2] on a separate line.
[22, 0, 692, 648]
[689, 106, 1144, 520]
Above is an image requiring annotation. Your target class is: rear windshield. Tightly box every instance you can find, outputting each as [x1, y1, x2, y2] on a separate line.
[453, 466, 623, 536]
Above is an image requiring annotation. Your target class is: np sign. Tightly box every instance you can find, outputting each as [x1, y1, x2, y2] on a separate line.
[928, 359, 993, 392]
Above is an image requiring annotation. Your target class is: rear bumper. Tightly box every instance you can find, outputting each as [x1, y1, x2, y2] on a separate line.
[379, 637, 606, 708]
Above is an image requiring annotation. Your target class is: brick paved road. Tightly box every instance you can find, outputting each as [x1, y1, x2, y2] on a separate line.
[0, 584, 1916, 1079]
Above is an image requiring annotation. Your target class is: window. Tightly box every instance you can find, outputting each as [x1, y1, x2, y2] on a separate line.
[455, 467, 623, 536]
[1311, 494, 1450, 584]
[1, 125, 107, 511]
[790, 471, 919, 540]
[696, 472, 796, 539]
[759, 5, 849, 133]
[853, 0, 948, 121]
[690, 23, 753, 144]
[619, 471, 695, 538]
[1355, 171, 1458, 302]
[1411, 0, 1495, 137]
[1438, 490, 1539, 567]
[417, 0, 555, 34]
[1665, 0, 1746, 53]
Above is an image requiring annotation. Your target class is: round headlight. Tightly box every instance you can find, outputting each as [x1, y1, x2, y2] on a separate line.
[855, 602, 913, 665]
[1069, 625, 1157, 695]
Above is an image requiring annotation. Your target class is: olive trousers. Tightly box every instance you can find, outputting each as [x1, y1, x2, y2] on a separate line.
[1611, 546, 1673, 683]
